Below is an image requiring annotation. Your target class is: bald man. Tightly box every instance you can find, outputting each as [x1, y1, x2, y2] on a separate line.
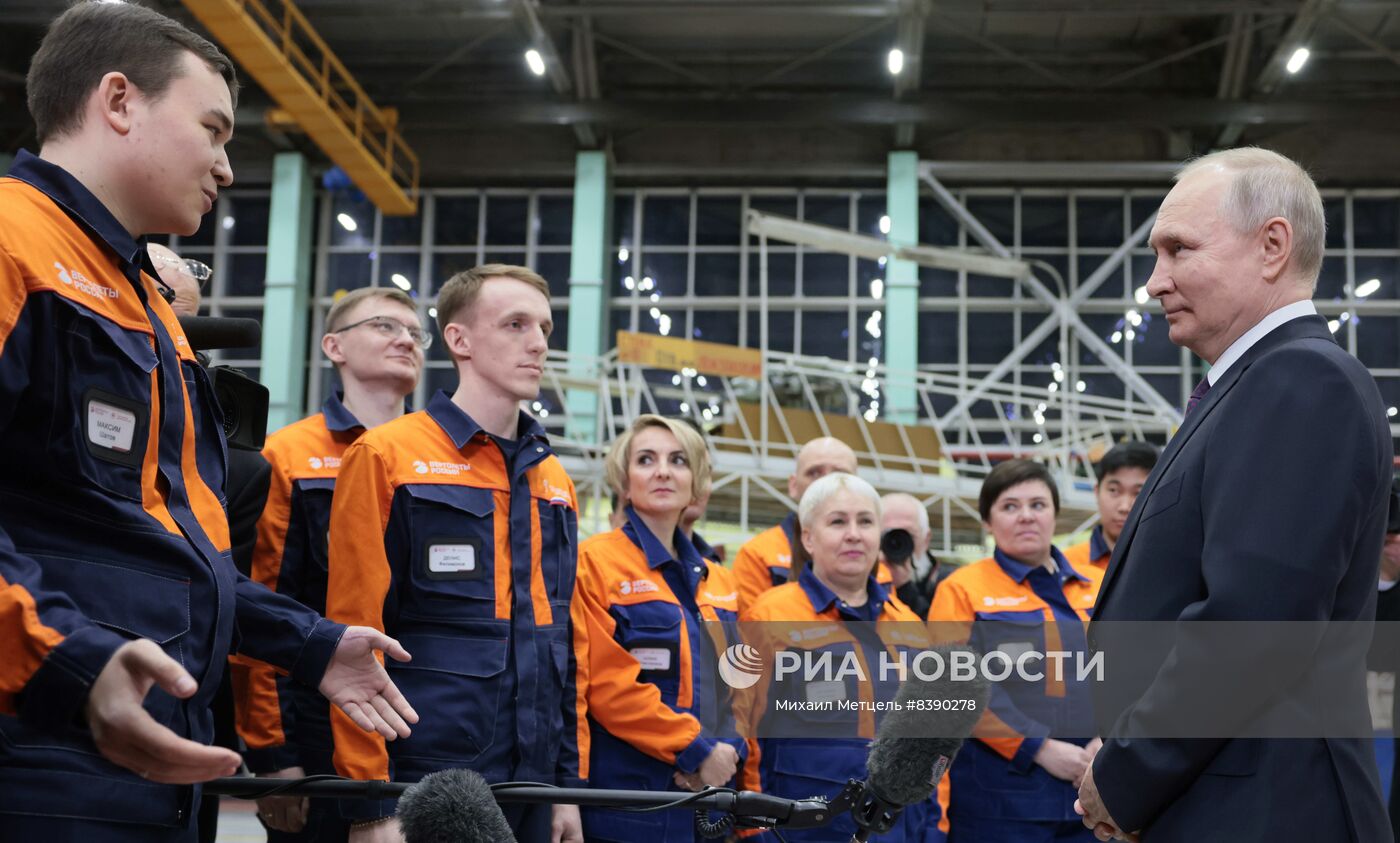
[733, 437, 866, 611]
[149, 242, 204, 317]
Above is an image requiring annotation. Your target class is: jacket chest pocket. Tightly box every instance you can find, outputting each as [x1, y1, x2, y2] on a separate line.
[536, 498, 577, 601]
[291, 478, 336, 573]
[53, 301, 158, 502]
[612, 601, 684, 691]
[403, 484, 498, 618]
[973, 610, 1049, 687]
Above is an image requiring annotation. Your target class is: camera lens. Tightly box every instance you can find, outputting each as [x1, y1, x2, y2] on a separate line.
[880, 528, 914, 565]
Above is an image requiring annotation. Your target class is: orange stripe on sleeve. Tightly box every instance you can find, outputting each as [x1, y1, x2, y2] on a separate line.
[326, 441, 396, 782]
[0, 247, 26, 358]
[576, 538, 703, 765]
[0, 578, 67, 715]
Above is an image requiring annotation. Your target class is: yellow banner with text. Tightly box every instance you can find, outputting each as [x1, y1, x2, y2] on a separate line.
[615, 330, 763, 379]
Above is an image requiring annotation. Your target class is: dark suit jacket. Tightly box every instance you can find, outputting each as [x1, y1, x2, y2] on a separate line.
[1089, 315, 1394, 842]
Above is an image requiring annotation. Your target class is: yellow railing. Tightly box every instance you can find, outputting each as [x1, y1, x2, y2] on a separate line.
[184, 0, 420, 214]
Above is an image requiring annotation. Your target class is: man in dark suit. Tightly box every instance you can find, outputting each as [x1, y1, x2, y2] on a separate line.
[1075, 147, 1394, 842]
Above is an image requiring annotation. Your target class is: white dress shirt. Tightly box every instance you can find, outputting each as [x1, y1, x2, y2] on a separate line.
[1206, 299, 1318, 386]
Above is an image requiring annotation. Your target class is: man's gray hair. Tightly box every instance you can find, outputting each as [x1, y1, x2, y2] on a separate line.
[1176, 147, 1325, 291]
[799, 472, 881, 526]
[880, 492, 931, 539]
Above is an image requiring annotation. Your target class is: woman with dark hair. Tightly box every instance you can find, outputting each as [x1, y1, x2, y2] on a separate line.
[928, 459, 1102, 843]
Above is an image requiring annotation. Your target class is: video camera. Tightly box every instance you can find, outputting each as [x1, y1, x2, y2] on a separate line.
[880, 528, 915, 566]
[178, 316, 269, 452]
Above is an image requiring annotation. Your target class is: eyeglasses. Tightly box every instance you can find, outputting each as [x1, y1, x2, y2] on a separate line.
[150, 253, 214, 291]
[331, 315, 433, 350]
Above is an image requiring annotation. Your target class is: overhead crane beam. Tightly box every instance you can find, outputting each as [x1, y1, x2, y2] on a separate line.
[181, 0, 420, 215]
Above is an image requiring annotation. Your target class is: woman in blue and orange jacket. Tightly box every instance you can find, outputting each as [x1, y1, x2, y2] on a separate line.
[927, 459, 1103, 843]
[575, 414, 746, 842]
[735, 471, 947, 843]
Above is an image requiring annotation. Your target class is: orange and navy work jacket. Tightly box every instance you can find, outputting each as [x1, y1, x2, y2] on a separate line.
[1061, 524, 1112, 580]
[325, 391, 586, 821]
[733, 514, 799, 612]
[574, 508, 744, 839]
[0, 151, 342, 828]
[733, 513, 892, 612]
[232, 393, 367, 773]
[927, 547, 1103, 823]
[735, 569, 946, 843]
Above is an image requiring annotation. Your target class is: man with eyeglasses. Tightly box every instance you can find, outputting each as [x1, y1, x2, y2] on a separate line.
[233, 286, 425, 843]
[149, 243, 210, 317]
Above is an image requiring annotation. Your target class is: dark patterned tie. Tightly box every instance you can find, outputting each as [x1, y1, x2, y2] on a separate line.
[1184, 376, 1211, 417]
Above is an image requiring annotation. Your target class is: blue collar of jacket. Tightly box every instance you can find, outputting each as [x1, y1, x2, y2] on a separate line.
[322, 391, 365, 432]
[6, 150, 154, 285]
[798, 565, 888, 616]
[425, 389, 548, 450]
[1089, 524, 1111, 562]
[622, 505, 707, 573]
[779, 511, 799, 552]
[993, 545, 1088, 585]
[690, 530, 721, 563]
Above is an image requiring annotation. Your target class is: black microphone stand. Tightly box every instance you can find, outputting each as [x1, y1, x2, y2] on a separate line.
[204, 775, 899, 838]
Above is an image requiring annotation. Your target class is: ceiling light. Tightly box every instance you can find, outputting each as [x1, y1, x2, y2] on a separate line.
[878, 215, 891, 235]
[1357, 278, 1381, 298]
[1389, 406, 1398, 418]
[525, 49, 547, 77]
[871, 278, 884, 300]
[1285, 46, 1310, 74]
[618, 248, 630, 263]
[336, 213, 358, 232]
[390, 273, 412, 291]
[887, 48, 905, 76]
[1328, 319, 1341, 333]
[428, 307, 438, 319]
[1134, 285, 1150, 304]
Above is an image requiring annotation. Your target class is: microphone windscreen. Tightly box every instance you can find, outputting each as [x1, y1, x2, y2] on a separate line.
[396, 768, 516, 843]
[176, 315, 261, 351]
[865, 644, 989, 807]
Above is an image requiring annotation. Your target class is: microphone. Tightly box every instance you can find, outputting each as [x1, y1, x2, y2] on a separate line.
[866, 648, 987, 807]
[396, 768, 517, 843]
[843, 645, 988, 841]
[176, 315, 261, 351]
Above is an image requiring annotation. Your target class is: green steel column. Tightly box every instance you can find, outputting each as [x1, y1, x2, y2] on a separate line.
[565, 150, 612, 441]
[260, 152, 315, 432]
[885, 150, 919, 424]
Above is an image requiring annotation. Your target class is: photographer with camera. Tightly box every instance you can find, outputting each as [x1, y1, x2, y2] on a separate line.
[878, 492, 947, 619]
